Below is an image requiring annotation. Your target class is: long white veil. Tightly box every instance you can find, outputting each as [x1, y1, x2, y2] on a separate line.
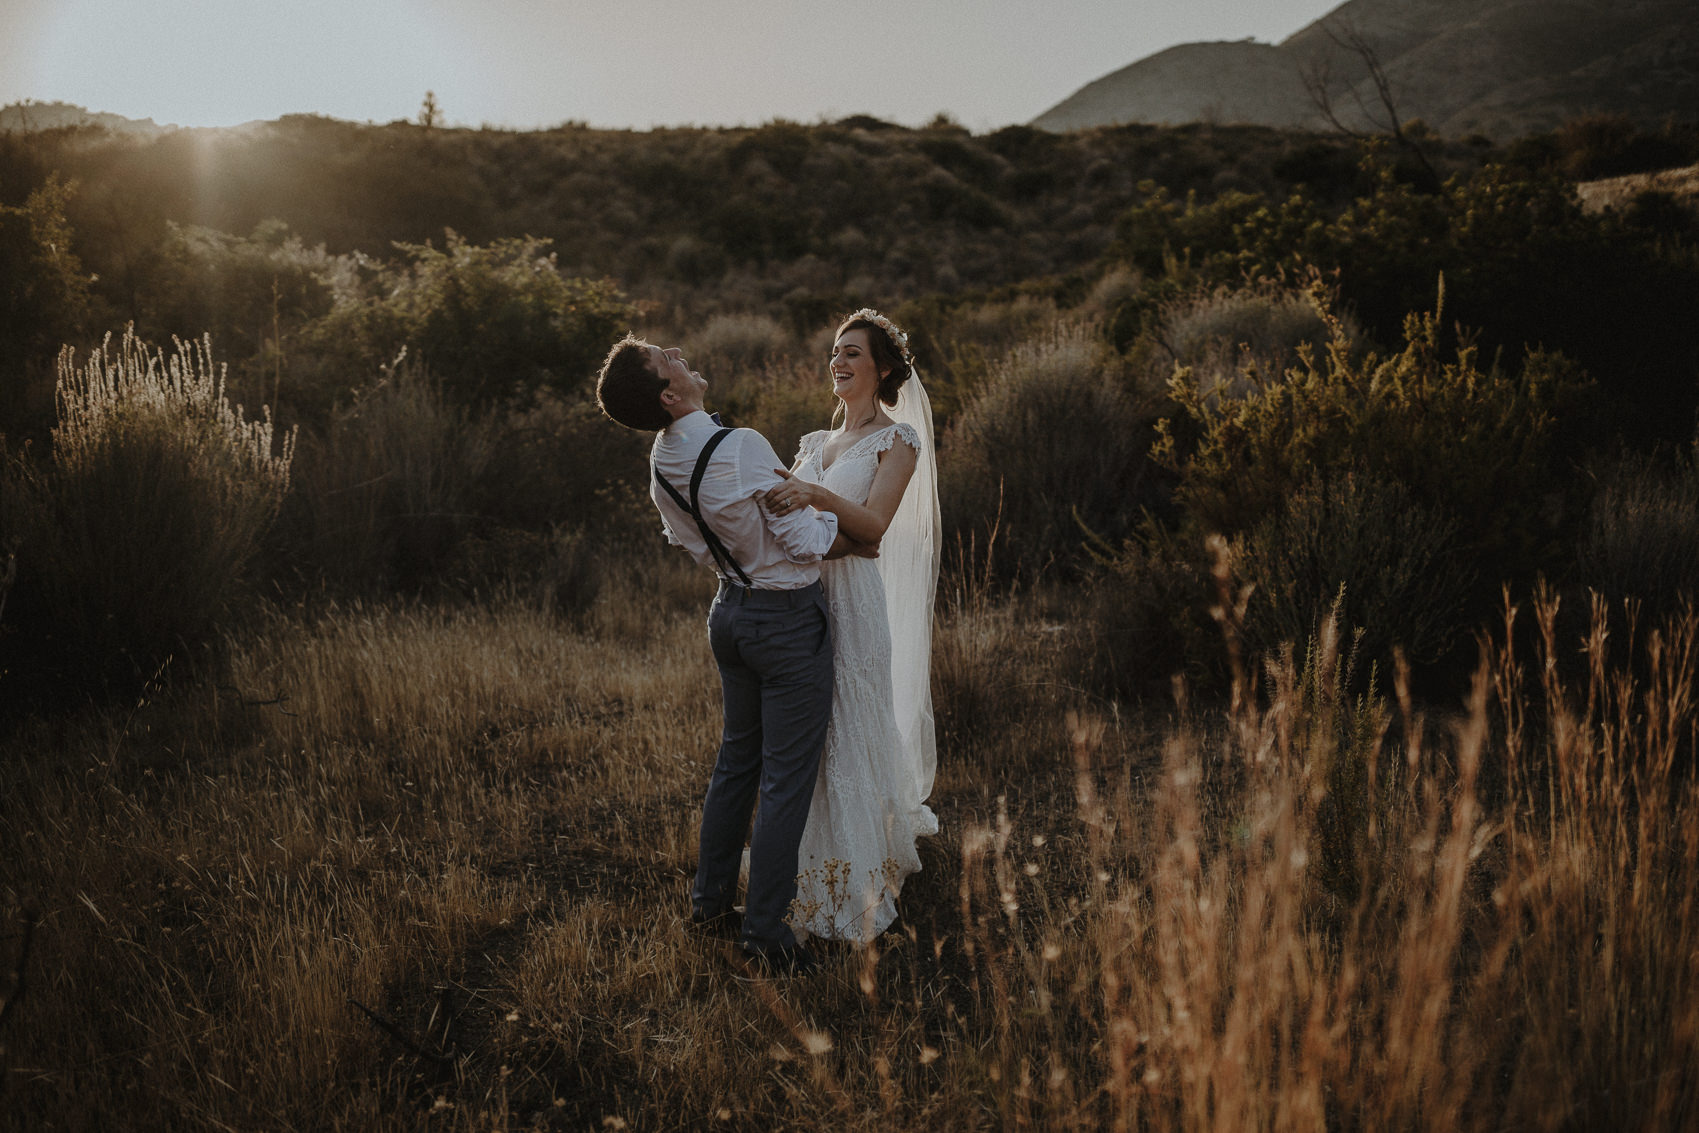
[880, 372, 940, 804]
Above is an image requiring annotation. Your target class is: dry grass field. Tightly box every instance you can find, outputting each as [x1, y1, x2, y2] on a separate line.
[2, 546, 1694, 1131]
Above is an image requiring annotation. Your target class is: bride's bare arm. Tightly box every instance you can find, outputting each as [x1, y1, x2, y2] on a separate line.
[766, 440, 917, 545]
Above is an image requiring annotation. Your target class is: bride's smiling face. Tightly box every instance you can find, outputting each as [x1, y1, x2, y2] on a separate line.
[830, 329, 889, 402]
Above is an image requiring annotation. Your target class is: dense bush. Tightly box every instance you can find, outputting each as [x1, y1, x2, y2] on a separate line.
[1573, 449, 1699, 610]
[1151, 277, 1362, 403]
[275, 364, 493, 591]
[1078, 516, 1219, 697]
[1157, 287, 1593, 588]
[271, 368, 654, 598]
[2, 330, 293, 685]
[685, 311, 792, 374]
[1233, 473, 1475, 668]
[701, 358, 836, 467]
[474, 388, 652, 536]
[895, 290, 1065, 422]
[1541, 114, 1699, 181]
[0, 117, 1496, 381]
[297, 233, 637, 410]
[139, 220, 334, 385]
[940, 323, 1165, 579]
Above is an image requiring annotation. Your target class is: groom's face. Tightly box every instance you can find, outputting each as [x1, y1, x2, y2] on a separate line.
[651, 346, 706, 414]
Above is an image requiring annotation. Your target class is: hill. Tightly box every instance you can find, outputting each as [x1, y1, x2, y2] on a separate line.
[0, 100, 176, 135]
[1034, 0, 1699, 138]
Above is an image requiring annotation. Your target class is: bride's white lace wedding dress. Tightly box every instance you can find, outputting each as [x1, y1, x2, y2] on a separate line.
[790, 420, 940, 943]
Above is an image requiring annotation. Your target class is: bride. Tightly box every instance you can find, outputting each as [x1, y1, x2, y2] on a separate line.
[760, 309, 940, 943]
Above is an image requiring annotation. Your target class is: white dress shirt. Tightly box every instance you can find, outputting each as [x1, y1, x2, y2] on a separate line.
[650, 411, 838, 589]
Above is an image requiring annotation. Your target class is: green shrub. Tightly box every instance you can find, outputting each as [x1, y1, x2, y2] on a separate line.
[1079, 266, 1144, 325]
[475, 387, 652, 540]
[3, 329, 293, 681]
[1159, 284, 1592, 587]
[140, 220, 334, 386]
[298, 232, 637, 409]
[940, 322, 1165, 579]
[1234, 473, 1475, 668]
[274, 373, 652, 597]
[1113, 183, 1268, 279]
[1574, 450, 1699, 610]
[892, 290, 1063, 421]
[1550, 114, 1697, 181]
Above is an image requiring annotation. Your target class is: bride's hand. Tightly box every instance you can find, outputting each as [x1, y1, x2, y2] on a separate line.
[766, 468, 823, 516]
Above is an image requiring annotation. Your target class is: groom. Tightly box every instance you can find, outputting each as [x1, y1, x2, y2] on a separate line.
[596, 334, 848, 976]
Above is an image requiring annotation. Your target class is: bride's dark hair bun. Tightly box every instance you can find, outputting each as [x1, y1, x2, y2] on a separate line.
[836, 309, 912, 407]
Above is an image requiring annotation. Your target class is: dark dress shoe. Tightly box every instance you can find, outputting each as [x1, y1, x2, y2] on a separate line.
[740, 942, 821, 977]
[689, 909, 743, 940]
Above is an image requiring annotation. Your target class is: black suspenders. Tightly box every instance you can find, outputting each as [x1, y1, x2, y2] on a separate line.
[654, 428, 753, 587]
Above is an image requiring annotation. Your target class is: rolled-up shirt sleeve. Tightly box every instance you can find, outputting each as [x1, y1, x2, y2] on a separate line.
[736, 432, 839, 562]
[767, 505, 838, 562]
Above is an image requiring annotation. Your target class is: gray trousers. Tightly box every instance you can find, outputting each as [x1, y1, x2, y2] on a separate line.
[692, 580, 833, 953]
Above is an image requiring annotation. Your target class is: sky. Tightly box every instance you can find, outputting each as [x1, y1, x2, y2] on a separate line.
[2, 0, 1343, 133]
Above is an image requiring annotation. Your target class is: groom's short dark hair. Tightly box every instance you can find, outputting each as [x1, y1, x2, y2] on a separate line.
[596, 335, 670, 431]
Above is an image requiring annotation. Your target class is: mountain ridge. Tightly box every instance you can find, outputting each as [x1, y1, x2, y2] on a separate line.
[1034, 0, 1699, 137]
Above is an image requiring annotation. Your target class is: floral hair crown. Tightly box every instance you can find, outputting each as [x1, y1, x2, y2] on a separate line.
[849, 308, 912, 366]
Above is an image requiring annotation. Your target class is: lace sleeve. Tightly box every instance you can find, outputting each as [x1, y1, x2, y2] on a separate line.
[874, 422, 921, 457]
[795, 429, 828, 466]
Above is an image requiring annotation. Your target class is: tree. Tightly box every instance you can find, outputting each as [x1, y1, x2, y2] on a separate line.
[0, 176, 92, 438]
[419, 91, 441, 130]
[1298, 19, 1439, 187]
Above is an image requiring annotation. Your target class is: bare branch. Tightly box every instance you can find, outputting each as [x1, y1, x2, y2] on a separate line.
[1299, 17, 1441, 185]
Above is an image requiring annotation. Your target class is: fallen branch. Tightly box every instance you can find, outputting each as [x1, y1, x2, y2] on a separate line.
[348, 998, 455, 1066]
